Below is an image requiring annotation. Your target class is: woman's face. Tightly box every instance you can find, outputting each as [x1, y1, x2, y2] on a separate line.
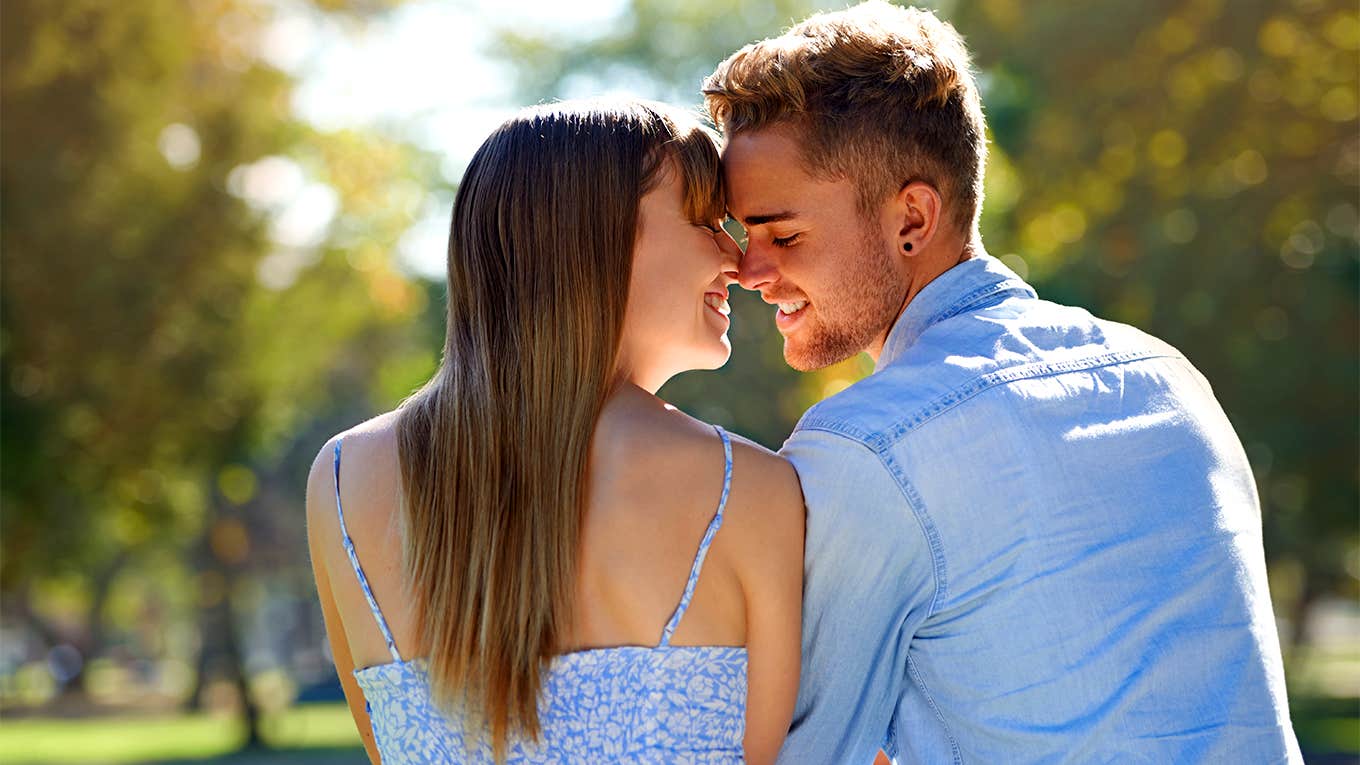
[619, 163, 742, 392]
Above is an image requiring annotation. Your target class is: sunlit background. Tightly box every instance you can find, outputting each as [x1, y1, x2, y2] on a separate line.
[2, 0, 1357, 762]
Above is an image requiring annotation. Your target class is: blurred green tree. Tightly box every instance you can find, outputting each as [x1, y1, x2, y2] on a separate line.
[488, 0, 1359, 651]
[0, 0, 438, 741]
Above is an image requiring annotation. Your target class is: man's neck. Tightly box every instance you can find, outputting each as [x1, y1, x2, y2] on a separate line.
[866, 238, 984, 363]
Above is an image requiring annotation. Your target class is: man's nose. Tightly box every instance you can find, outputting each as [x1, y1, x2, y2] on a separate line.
[716, 228, 742, 275]
[737, 241, 777, 292]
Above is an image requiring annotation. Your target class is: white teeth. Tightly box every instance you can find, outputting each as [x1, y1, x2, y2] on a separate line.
[778, 300, 808, 315]
[705, 293, 731, 316]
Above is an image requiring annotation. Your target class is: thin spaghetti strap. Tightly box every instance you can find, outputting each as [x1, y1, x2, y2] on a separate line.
[658, 424, 734, 647]
[333, 439, 403, 663]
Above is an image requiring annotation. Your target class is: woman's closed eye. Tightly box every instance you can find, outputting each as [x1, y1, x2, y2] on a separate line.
[771, 232, 802, 248]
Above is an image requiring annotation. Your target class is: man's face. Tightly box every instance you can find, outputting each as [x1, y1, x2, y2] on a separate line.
[723, 125, 906, 371]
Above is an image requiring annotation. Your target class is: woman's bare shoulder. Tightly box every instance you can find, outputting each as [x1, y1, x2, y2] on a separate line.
[602, 403, 804, 560]
[721, 432, 805, 556]
[598, 400, 802, 514]
[591, 404, 721, 510]
[725, 431, 798, 493]
[305, 410, 403, 541]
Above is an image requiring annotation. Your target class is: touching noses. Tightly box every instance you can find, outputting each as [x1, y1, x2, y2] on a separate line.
[715, 228, 742, 286]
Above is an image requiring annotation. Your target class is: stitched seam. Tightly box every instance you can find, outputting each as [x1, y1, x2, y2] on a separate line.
[797, 351, 1182, 451]
[878, 449, 946, 614]
[908, 654, 963, 765]
[883, 282, 1033, 363]
[795, 418, 876, 442]
[878, 350, 1181, 449]
[792, 429, 949, 759]
[925, 281, 1034, 329]
[788, 428, 946, 615]
[883, 709, 900, 759]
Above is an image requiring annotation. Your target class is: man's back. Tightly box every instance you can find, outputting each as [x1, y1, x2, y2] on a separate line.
[779, 255, 1299, 763]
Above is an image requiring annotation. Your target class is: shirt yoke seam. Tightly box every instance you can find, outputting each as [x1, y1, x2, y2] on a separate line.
[928, 281, 1034, 328]
[880, 282, 1034, 361]
[878, 349, 1182, 449]
[801, 349, 1181, 452]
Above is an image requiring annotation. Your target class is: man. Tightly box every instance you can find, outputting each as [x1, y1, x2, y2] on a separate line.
[704, 2, 1301, 762]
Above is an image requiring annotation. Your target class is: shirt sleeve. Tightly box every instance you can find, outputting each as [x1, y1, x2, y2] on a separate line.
[775, 426, 938, 764]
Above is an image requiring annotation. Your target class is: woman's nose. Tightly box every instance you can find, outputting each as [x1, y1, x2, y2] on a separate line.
[716, 228, 742, 280]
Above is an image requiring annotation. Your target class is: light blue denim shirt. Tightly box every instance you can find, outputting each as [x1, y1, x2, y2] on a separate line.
[776, 254, 1300, 764]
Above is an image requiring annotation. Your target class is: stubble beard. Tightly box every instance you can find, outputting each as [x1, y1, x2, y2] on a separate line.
[784, 225, 905, 372]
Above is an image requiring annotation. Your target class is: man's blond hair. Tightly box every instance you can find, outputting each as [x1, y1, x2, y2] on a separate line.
[704, 1, 987, 235]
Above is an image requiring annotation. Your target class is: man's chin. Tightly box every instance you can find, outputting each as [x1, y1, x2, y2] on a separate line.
[782, 336, 856, 372]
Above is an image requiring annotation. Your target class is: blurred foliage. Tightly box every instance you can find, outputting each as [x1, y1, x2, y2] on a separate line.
[488, 0, 1360, 646]
[0, 0, 441, 718]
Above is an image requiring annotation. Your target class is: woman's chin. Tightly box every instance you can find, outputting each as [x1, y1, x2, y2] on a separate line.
[669, 344, 732, 376]
[693, 341, 733, 372]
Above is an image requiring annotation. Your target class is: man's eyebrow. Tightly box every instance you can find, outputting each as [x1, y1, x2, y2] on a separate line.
[740, 211, 799, 226]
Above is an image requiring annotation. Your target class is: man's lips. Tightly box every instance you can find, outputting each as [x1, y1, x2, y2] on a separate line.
[774, 300, 809, 332]
[762, 292, 810, 316]
[765, 292, 810, 333]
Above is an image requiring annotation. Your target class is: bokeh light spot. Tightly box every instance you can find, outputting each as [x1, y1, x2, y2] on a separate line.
[157, 123, 201, 170]
[218, 465, 258, 505]
[1149, 130, 1188, 168]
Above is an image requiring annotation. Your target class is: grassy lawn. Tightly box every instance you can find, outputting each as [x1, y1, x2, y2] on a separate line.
[0, 697, 1353, 763]
[0, 703, 365, 765]
[1291, 696, 1360, 761]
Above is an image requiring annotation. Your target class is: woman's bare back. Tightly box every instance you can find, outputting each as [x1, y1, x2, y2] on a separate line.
[308, 384, 803, 762]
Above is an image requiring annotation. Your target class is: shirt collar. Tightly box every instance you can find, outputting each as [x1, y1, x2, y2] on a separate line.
[876, 253, 1038, 371]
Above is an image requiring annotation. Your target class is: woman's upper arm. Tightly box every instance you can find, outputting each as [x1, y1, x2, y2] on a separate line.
[305, 438, 382, 764]
[729, 448, 806, 765]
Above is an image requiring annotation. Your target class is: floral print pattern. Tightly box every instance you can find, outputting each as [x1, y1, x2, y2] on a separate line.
[355, 646, 747, 763]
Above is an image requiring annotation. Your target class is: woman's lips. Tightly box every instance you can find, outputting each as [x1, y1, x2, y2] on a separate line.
[704, 292, 731, 317]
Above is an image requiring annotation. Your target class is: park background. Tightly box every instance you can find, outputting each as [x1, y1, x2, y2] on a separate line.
[2, 0, 1357, 762]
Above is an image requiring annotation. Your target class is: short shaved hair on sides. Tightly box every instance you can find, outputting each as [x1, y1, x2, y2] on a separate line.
[703, 0, 988, 235]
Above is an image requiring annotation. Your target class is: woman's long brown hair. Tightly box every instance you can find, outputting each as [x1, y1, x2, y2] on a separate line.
[393, 100, 725, 759]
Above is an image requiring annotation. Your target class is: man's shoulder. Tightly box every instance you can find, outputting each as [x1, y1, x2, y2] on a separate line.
[790, 366, 935, 449]
[792, 297, 1184, 449]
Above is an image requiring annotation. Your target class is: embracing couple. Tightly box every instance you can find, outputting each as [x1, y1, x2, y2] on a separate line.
[306, 3, 1300, 763]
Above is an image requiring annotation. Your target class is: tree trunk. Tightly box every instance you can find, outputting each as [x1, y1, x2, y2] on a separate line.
[222, 581, 264, 750]
[1284, 569, 1317, 669]
[184, 503, 266, 750]
[69, 550, 130, 697]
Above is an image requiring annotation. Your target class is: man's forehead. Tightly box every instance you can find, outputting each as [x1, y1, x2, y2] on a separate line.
[720, 125, 804, 170]
[721, 127, 812, 219]
[722, 128, 868, 226]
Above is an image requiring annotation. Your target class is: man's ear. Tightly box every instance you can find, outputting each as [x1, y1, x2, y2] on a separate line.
[893, 181, 943, 256]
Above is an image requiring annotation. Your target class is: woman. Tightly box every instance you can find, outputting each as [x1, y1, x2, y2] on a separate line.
[305, 99, 805, 763]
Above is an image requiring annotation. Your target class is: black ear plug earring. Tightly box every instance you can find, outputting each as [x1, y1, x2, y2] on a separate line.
[903, 242, 913, 252]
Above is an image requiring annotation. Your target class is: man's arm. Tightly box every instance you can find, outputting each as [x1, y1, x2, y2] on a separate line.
[776, 427, 938, 765]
